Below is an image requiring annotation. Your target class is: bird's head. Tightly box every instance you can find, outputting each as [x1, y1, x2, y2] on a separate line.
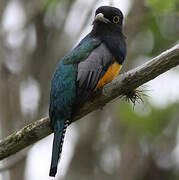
[92, 6, 124, 36]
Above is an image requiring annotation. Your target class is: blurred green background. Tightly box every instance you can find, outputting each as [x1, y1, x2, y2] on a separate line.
[0, 0, 179, 180]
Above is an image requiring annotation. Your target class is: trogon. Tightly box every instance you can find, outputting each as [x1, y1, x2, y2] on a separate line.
[49, 6, 127, 177]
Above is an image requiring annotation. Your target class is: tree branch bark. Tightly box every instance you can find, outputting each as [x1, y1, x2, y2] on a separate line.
[0, 43, 179, 161]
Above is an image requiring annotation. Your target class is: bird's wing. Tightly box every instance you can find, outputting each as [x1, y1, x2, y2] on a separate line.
[61, 35, 115, 109]
[74, 43, 114, 106]
[59, 34, 114, 107]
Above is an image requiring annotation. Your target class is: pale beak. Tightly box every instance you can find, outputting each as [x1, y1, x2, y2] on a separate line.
[94, 13, 111, 24]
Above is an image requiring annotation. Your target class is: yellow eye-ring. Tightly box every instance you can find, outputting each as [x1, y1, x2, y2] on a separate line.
[113, 16, 120, 24]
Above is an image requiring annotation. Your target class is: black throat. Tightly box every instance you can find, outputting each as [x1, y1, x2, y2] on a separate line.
[91, 21, 122, 37]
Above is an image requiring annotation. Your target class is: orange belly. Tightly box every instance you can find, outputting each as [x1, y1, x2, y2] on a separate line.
[95, 62, 122, 90]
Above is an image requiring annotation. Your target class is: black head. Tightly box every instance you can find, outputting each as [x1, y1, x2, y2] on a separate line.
[92, 6, 124, 36]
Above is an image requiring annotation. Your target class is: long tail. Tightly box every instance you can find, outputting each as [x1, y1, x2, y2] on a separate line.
[49, 120, 70, 177]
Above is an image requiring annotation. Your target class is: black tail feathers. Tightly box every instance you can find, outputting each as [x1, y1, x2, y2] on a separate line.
[49, 120, 70, 177]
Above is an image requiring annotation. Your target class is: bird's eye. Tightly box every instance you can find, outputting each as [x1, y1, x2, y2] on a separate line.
[113, 16, 120, 24]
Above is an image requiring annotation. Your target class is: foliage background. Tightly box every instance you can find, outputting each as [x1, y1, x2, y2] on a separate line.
[0, 0, 179, 179]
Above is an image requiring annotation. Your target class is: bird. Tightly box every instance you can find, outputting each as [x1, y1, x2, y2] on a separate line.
[49, 6, 127, 177]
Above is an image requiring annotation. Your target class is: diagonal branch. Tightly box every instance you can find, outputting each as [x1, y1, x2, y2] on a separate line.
[0, 43, 179, 161]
